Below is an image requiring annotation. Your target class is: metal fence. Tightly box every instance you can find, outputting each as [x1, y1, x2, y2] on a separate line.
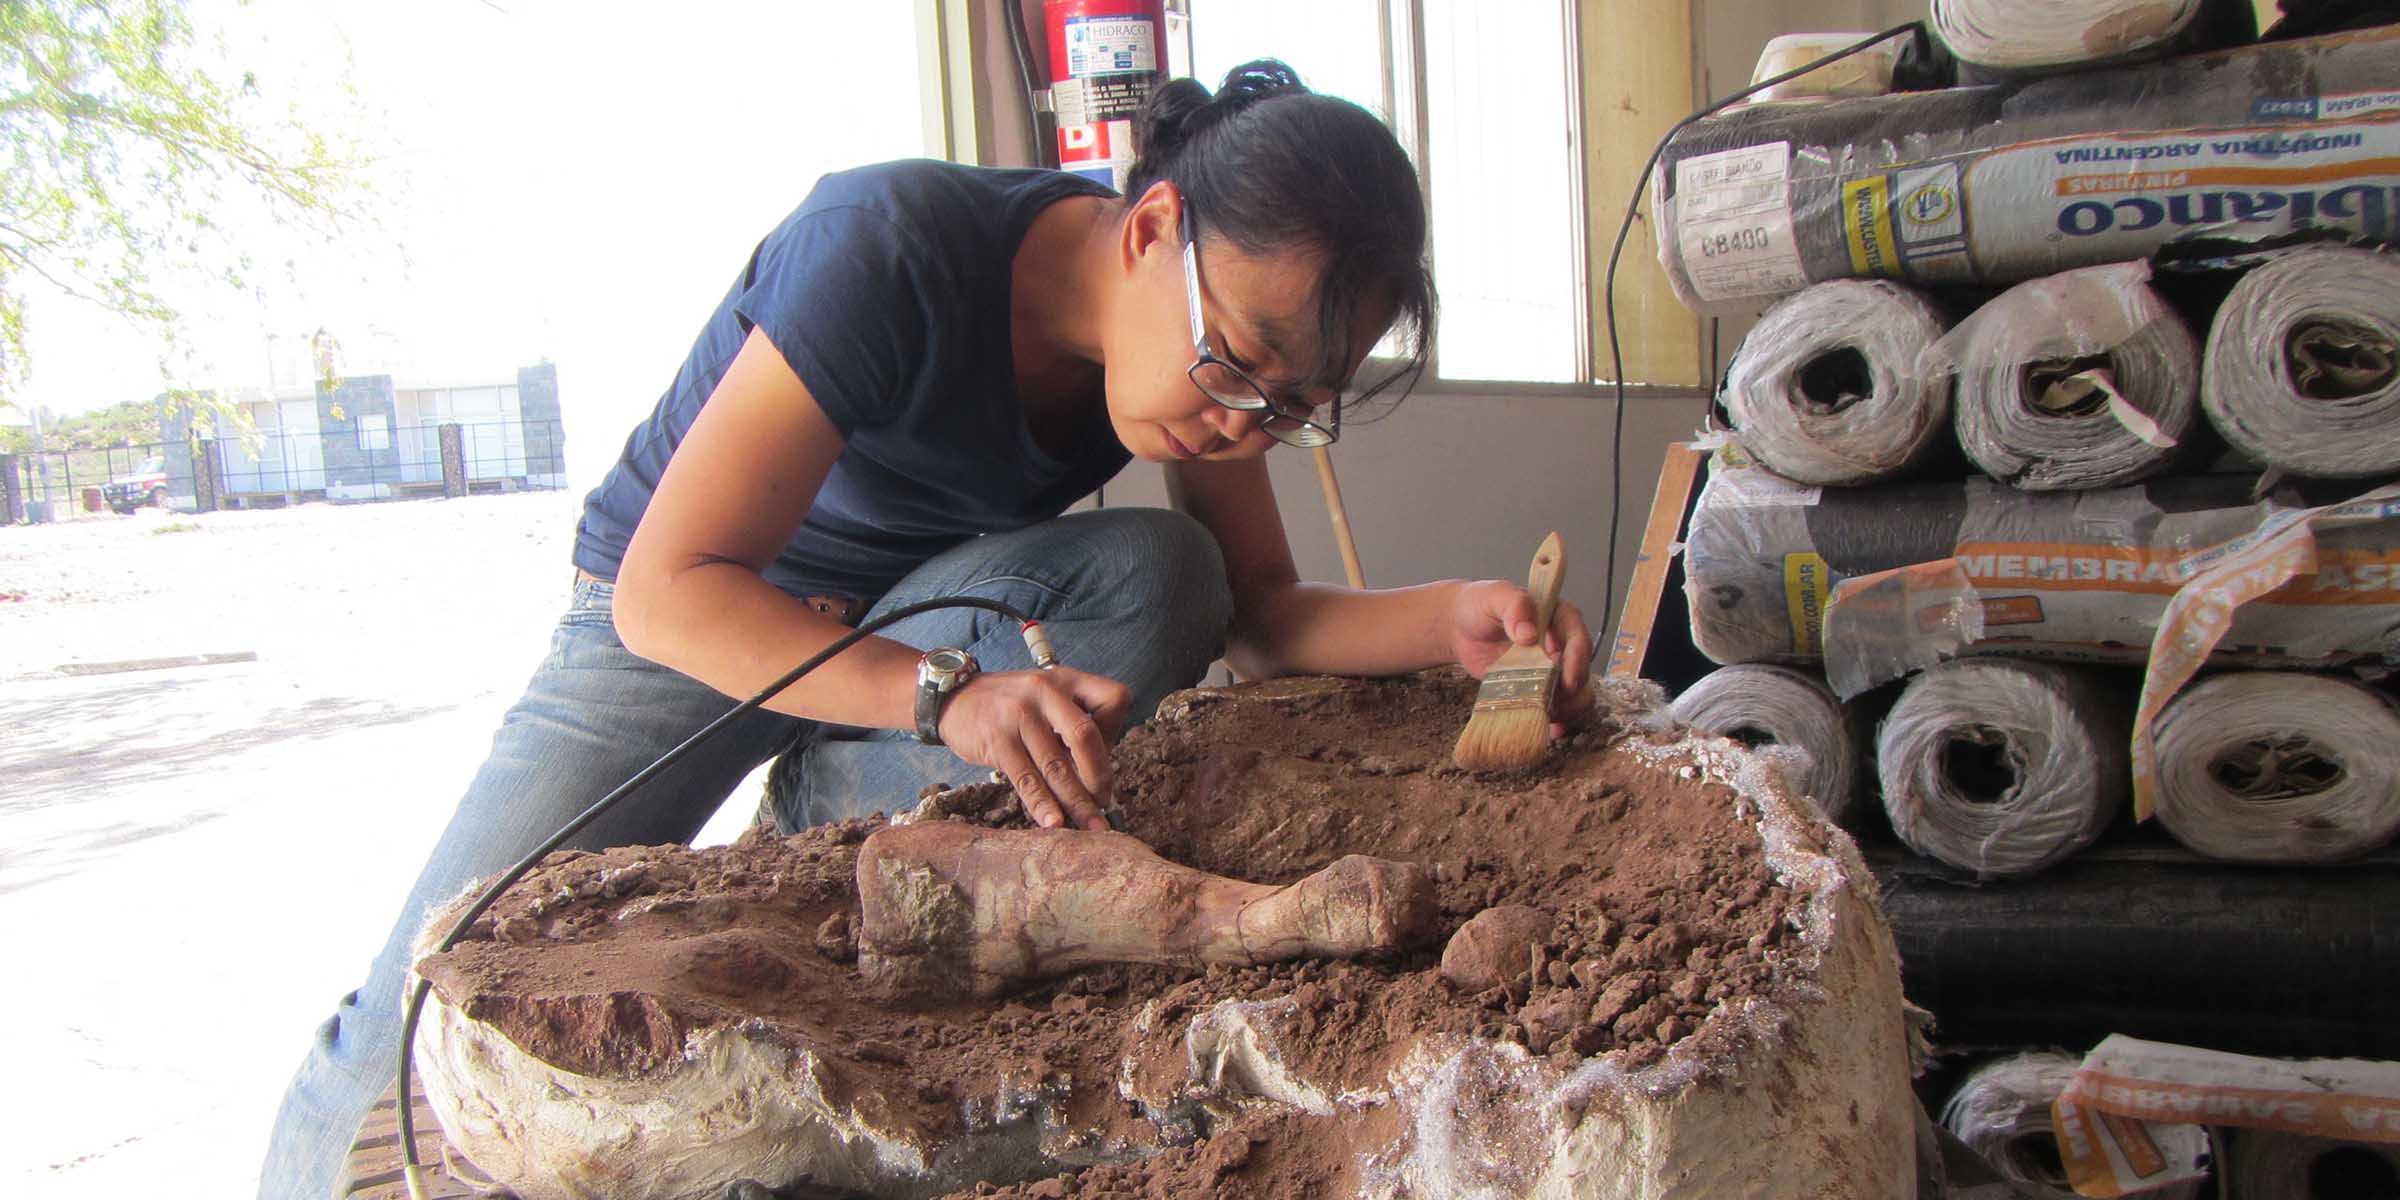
[2, 418, 567, 524]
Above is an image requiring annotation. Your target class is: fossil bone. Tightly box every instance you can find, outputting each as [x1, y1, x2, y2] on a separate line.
[855, 821, 1440, 999]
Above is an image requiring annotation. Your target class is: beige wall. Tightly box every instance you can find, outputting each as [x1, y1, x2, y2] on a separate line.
[1098, 389, 1708, 638]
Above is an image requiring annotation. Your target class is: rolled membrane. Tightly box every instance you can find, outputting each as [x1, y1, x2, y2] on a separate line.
[2151, 672, 2400, 864]
[1940, 1053, 2206, 1199]
[1720, 280, 1952, 486]
[1878, 659, 2127, 879]
[1669, 664, 1859, 823]
[1931, 0, 2245, 73]
[2204, 246, 2400, 479]
[1950, 263, 2199, 491]
[2223, 1130, 2400, 1200]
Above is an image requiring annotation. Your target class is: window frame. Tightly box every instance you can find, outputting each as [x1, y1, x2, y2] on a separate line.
[917, 0, 1709, 397]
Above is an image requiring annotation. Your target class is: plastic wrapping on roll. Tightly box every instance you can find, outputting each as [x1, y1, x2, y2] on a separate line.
[2224, 1130, 2400, 1198]
[1748, 33, 1904, 103]
[1680, 452, 2400, 674]
[1877, 659, 2126, 879]
[2202, 245, 2400, 479]
[1931, 0, 2252, 74]
[2151, 671, 2400, 863]
[1945, 262, 2199, 491]
[1719, 281, 1952, 485]
[1668, 665, 1859, 823]
[1652, 28, 2400, 314]
[1941, 1052, 2206, 1198]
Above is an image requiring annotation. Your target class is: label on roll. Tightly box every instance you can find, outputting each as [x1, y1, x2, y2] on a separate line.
[1674, 143, 1809, 303]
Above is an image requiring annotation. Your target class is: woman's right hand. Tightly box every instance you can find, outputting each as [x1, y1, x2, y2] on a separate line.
[937, 667, 1133, 831]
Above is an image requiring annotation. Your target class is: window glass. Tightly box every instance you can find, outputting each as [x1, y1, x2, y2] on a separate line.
[1187, 0, 1388, 115]
[1423, 0, 1581, 383]
[1188, 0, 1583, 385]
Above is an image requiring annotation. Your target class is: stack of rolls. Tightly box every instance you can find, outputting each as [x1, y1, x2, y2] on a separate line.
[1651, 28, 2397, 314]
[1669, 664, 1859, 824]
[2202, 245, 2400, 481]
[1940, 1051, 2207, 1200]
[1875, 659, 2127, 880]
[1930, 0, 2254, 77]
[1661, 19, 2400, 885]
[1717, 280, 1952, 486]
[2149, 672, 2400, 865]
[1945, 262, 2199, 491]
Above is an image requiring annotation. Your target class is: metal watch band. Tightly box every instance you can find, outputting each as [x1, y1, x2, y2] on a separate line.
[913, 648, 976, 746]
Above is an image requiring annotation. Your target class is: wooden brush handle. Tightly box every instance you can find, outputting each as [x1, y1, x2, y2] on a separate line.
[1527, 531, 1566, 632]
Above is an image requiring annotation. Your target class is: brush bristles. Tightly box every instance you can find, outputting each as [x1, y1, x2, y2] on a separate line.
[1453, 654, 1559, 771]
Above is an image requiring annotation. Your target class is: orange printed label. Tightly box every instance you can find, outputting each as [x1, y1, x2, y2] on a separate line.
[2072, 1069, 2400, 1140]
[1980, 595, 2047, 626]
[2097, 1111, 2168, 1178]
[1950, 541, 2400, 605]
[2058, 155, 2400, 195]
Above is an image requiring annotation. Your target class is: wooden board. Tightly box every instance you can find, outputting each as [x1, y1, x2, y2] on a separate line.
[1606, 441, 1708, 681]
[341, 1078, 487, 1200]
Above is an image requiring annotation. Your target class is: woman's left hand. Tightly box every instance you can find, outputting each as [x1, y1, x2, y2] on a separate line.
[1448, 579, 1596, 737]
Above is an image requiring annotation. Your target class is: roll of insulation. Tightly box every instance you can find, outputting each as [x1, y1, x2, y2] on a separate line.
[1719, 280, 1952, 486]
[2203, 246, 2400, 479]
[2151, 672, 2400, 864]
[1949, 263, 2200, 491]
[1653, 29, 2400, 314]
[1940, 1052, 2207, 1198]
[1877, 660, 2127, 879]
[1746, 33, 1905, 103]
[1680, 455, 2400, 670]
[2223, 1129, 2400, 1199]
[1669, 665, 1859, 823]
[1931, 0, 2251, 74]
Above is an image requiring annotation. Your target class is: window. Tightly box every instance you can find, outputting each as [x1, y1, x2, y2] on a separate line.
[357, 413, 391, 452]
[1188, 0, 1588, 386]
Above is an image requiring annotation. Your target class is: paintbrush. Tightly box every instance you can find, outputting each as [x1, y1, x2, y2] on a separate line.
[1453, 531, 1566, 772]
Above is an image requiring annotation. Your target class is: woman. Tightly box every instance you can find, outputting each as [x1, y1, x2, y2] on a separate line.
[259, 60, 1593, 1199]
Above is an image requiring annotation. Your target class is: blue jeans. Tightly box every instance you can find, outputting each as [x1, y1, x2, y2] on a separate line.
[256, 507, 1231, 1199]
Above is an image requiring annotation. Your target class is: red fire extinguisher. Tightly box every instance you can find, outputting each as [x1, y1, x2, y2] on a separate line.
[1045, 0, 1167, 191]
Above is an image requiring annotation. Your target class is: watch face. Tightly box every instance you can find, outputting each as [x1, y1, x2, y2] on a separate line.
[926, 648, 971, 674]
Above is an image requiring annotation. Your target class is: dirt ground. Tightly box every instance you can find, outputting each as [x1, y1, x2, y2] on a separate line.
[0, 492, 763, 1198]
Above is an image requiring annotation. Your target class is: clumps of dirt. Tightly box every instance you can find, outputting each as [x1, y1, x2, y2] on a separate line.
[418, 817, 876, 1079]
[1102, 672, 1808, 1077]
[414, 670, 1818, 1193]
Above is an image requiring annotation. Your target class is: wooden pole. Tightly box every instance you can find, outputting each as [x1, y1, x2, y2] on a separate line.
[1312, 444, 1366, 589]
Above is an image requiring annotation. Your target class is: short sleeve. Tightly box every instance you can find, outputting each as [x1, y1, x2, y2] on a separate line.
[733, 205, 933, 437]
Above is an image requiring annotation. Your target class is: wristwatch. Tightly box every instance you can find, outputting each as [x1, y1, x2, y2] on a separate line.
[913, 647, 979, 745]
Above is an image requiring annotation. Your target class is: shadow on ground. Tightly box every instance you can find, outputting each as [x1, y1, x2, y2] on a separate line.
[0, 676, 459, 890]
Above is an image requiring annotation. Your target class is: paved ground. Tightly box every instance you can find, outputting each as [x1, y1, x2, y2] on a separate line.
[0, 492, 760, 1197]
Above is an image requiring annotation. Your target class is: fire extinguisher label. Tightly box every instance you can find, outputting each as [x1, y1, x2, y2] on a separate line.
[1058, 119, 1133, 164]
[1052, 75, 1156, 126]
[1058, 118, 1138, 188]
[1064, 17, 1157, 77]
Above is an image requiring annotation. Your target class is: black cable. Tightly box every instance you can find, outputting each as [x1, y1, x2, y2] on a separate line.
[1600, 22, 1927, 642]
[395, 594, 1040, 1191]
[1001, 0, 1054, 167]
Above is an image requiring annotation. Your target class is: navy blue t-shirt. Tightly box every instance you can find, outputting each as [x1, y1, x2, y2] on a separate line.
[574, 160, 1128, 600]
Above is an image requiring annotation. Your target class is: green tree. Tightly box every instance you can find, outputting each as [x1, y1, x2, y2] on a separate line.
[0, 0, 362, 408]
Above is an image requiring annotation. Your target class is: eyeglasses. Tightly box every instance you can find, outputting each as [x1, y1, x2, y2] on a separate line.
[1182, 206, 1340, 448]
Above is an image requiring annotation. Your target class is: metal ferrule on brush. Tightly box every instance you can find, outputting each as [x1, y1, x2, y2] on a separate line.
[1473, 663, 1555, 709]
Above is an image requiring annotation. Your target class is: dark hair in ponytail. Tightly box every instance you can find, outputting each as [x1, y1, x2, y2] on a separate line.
[1127, 60, 1434, 407]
